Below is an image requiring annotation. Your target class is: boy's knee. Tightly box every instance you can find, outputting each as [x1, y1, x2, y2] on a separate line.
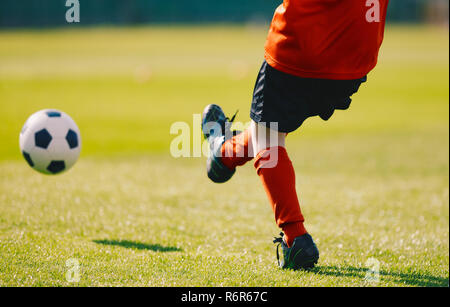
[251, 121, 286, 154]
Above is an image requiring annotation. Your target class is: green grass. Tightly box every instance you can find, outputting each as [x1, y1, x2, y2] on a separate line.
[0, 25, 448, 286]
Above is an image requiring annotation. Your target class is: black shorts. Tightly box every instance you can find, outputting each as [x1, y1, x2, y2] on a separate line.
[250, 61, 367, 133]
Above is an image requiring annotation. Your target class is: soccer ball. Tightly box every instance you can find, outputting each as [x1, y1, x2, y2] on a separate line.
[19, 109, 81, 175]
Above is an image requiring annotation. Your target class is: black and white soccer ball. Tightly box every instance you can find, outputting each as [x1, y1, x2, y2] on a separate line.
[19, 109, 81, 175]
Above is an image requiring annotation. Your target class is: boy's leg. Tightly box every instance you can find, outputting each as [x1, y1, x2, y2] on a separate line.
[250, 121, 307, 248]
[220, 128, 253, 170]
[202, 104, 319, 269]
[216, 119, 308, 248]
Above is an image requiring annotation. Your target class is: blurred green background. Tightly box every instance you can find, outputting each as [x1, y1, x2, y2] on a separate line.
[0, 25, 448, 160]
[0, 0, 448, 27]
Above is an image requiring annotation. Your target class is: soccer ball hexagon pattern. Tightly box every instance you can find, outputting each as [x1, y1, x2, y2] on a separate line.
[19, 109, 81, 175]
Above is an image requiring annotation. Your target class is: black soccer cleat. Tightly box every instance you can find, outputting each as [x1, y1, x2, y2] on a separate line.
[273, 232, 319, 270]
[201, 104, 238, 183]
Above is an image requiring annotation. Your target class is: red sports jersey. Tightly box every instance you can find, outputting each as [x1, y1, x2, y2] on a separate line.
[265, 0, 389, 80]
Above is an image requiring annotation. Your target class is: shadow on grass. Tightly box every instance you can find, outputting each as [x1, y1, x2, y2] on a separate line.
[93, 239, 182, 252]
[311, 265, 448, 287]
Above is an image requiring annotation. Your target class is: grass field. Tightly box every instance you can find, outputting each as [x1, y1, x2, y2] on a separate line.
[0, 25, 448, 287]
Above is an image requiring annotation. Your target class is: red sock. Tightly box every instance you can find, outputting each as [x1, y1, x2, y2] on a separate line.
[254, 146, 307, 247]
[220, 128, 253, 170]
